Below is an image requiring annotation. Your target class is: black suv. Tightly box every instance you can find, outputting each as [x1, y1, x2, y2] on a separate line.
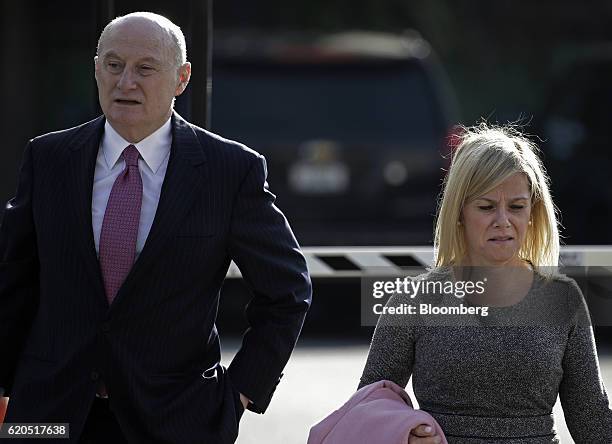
[211, 30, 459, 246]
[538, 47, 612, 245]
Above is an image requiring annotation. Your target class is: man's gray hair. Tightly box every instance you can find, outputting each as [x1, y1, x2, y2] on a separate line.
[97, 12, 187, 67]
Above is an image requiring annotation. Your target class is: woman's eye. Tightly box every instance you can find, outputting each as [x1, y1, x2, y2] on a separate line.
[510, 205, 525, 210]
[478, 206, 493, 211]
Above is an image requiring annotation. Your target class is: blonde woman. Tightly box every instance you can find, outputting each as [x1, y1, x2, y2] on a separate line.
[359, 124, 612, 443]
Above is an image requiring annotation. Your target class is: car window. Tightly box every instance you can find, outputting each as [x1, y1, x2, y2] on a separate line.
[210, 61, 446, 145]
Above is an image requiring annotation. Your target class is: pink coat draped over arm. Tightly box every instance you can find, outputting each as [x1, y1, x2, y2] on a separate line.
[308, 380, 448, 444]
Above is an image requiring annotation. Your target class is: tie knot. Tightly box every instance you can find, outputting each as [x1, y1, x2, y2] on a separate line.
[122, 145, 140, 167]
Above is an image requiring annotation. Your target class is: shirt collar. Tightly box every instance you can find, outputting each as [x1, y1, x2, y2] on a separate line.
[102, 117, 172, 174]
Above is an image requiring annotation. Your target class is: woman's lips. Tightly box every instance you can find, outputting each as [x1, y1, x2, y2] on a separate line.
[489, 236, 514, 243]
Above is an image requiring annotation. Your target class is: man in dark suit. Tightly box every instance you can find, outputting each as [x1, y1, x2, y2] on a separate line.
[0, 12, 311, 443]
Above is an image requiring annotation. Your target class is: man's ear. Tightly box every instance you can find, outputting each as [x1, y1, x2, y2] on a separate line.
[94, 56, 100, 79]
[175, 62, 192, 96]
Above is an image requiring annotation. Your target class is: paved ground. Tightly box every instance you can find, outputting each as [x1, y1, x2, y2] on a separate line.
[221, 339, 612, 444]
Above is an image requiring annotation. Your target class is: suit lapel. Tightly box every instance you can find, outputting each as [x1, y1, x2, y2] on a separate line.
[67, 116, 108, 307]
[108, 111, 207, 313]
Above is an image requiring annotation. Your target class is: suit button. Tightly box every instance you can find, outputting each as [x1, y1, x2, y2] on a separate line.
[101, 322, 110, 333]
[91, 371, 100, 381]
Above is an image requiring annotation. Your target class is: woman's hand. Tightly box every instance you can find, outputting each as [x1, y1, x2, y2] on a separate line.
[408, 424, 441, 444]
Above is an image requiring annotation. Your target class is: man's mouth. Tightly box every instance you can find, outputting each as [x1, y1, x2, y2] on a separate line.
[114, 99, 141, 105]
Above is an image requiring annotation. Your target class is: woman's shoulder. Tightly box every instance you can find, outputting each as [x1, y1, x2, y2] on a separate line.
[414, 266, 454, 282]
[383, 267, 451, 306]
[535, 268, 583, 299]
[533, 268, 590, 324]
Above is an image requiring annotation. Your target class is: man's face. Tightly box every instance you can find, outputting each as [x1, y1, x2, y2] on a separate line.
[94, 19, 190, 142]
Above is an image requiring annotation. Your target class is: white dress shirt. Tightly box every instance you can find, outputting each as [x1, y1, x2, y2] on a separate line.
[92, 118, 172, 259]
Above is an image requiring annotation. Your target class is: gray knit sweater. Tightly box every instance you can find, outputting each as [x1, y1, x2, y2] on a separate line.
[359, 267, 612, 443]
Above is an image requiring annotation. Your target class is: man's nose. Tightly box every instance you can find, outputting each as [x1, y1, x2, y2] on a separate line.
[116, 68, 137, 90]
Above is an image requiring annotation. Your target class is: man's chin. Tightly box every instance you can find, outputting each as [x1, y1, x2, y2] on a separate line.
[108, 104, 143, 116]
[106, 112, 144, 128]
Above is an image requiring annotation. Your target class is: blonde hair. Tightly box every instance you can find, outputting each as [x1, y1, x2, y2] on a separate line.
[434, 123, 559, 268]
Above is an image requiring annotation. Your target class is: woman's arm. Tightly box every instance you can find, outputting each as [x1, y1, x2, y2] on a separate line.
[559, 280, 612, 442]
[358, 292, 416, 390]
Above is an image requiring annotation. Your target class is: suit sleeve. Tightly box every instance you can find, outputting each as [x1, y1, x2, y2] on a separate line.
[227, 154, 312, 413]
[560, 280, 612, 442]
[0, 141, 40, 395]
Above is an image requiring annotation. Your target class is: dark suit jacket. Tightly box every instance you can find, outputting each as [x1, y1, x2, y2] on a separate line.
[0, 112, 312, 443]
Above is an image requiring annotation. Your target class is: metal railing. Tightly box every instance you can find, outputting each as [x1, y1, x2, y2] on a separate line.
[226, 245, 612, 278]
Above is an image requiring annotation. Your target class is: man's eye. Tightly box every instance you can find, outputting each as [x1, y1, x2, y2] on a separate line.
[139, 66, 154, 73]
[106, 62, 122, 72]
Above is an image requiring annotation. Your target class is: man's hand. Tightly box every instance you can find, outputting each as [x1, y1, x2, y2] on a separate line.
[239, 393, 250, 410]
[0, 397, 9, 425]
[409, 424, 441, 444]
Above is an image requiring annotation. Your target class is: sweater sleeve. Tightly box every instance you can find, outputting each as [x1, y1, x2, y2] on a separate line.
[559, 280, 612, 443]
[358, 291, 416, 390]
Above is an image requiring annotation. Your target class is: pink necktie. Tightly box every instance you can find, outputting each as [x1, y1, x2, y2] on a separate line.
[99, 145, 143, 305]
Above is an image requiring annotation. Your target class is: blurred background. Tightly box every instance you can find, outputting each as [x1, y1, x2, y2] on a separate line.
[1, 1, 611, 442]
[2, 0, 612, 245]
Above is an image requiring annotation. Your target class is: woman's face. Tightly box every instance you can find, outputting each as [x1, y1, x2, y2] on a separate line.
[461, 173, 532, 267]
